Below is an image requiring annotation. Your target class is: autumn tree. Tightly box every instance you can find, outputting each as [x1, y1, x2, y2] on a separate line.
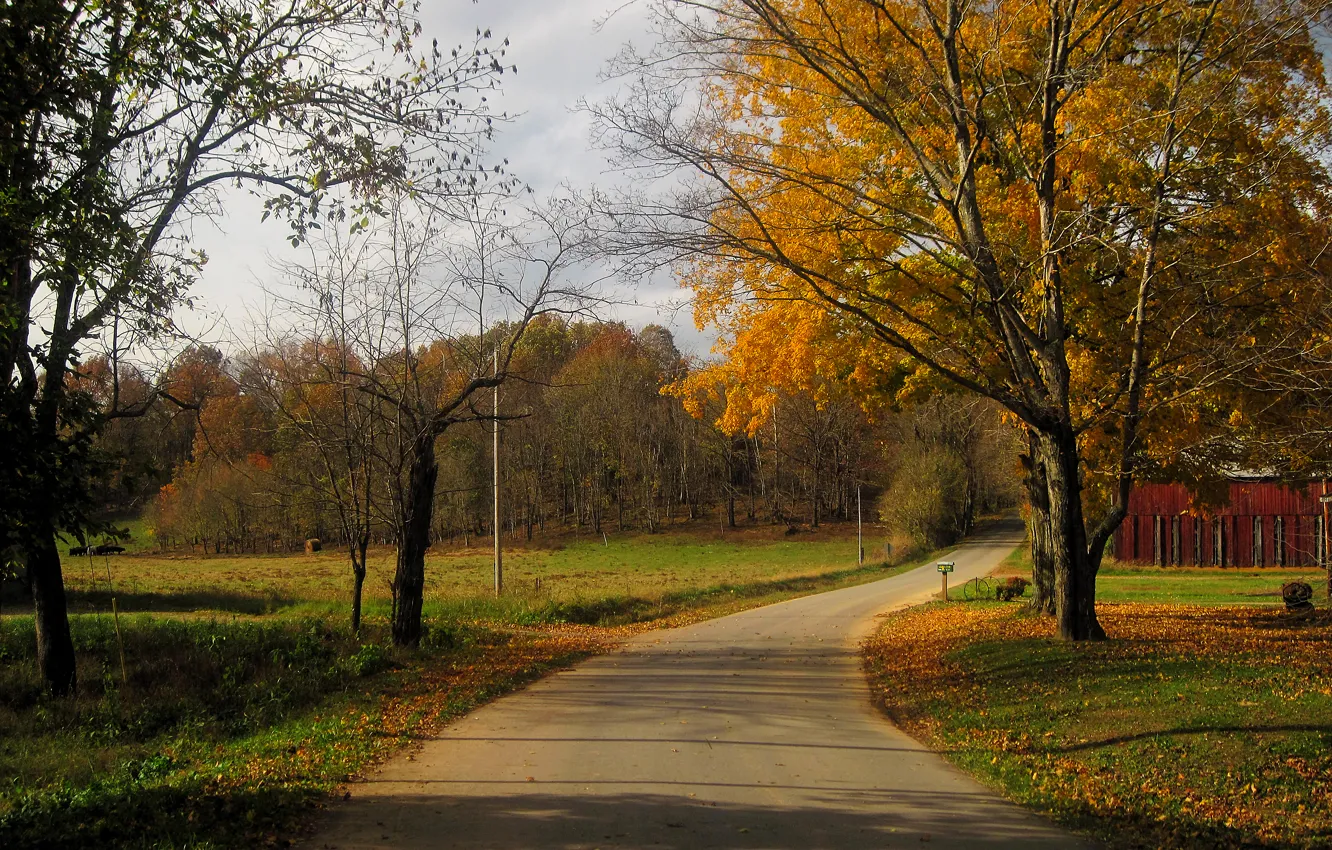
[148, 316, 890, 560]
[594, 0, 1332, 639]
[878, 396, 1022, 553]
[1215, 275, 1332, 476]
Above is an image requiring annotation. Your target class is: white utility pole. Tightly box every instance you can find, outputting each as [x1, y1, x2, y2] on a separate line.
[493, 346, 503, 596]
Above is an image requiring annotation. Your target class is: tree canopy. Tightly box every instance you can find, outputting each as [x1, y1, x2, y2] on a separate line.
[595, 0, 1332, 638]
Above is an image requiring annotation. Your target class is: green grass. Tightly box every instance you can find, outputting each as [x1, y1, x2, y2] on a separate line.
[57, 524, 884, 619]
[0, 613, 594, 849]
[866, 602, 1332, 849]
[992, 544, 1330, 606]
[421, 550, 925, 626]
[6, 520, 923, 849]
[1095, 566, 1328, 606]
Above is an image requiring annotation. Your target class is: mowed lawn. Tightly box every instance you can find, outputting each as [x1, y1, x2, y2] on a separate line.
[1096, 566, 1327, 606]
[56, 525, 882, 619]
[992, 545, 1330, 607]
[865, 544, 1332, 849]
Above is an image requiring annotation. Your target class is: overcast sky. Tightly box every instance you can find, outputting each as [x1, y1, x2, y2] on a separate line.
[187, 1, 708, 352]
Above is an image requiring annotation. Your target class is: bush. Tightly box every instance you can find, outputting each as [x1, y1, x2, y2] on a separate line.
[878, 447, 970, 551]
[342, 643, 392, 677]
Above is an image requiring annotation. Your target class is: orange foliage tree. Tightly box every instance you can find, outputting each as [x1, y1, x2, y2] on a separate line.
[597, 0, 1332, 638]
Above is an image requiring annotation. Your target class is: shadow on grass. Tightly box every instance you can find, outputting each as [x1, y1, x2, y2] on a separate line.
[0, 775, 325, 850]
[1042, 795, 1319, 850]
[1053, 723, 1332, 753]
[65, 587, 298, 616]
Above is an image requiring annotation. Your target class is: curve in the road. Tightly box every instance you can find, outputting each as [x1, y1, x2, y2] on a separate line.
[305, 518, 1087, 849]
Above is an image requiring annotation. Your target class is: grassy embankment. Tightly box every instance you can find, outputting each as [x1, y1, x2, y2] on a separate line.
[2, 521, 916, 849]
[868, 545, 1332, 848]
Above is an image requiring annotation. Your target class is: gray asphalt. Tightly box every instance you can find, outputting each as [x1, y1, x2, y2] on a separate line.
[306, 519, 1086, 849]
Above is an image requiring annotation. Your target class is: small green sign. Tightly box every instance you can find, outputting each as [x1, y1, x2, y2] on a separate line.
[936, 561, 955, 574]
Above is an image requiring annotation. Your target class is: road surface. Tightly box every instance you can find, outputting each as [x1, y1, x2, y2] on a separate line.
[306, 519, 1085, 849]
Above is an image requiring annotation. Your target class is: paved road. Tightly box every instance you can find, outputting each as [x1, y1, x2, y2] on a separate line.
[307, 519, 1085, 849]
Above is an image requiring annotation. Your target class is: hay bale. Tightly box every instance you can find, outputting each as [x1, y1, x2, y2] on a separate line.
[304, 538, 322, 554]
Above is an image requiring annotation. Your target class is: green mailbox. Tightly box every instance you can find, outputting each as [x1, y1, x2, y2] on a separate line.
[937, 561, 954, 600]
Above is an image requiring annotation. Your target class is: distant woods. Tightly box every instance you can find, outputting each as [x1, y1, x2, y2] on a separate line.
[76, 326, 1020, 558]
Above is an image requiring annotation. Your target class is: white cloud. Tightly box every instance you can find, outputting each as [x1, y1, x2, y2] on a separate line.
[185, 1, 712, 354]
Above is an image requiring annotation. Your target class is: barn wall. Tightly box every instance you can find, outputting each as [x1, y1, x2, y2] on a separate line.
[1112, 481, 1329, 567]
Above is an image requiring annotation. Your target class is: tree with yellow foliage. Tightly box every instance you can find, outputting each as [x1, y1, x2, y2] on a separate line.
[595, 0, 1332, 638]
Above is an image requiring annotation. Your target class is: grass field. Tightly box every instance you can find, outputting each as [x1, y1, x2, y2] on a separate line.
[20, 523, 1326, 848]
[867, 547, 1332, 849]
[3, 520, 919, 849]
[991, 545, 1330, 607]
[0, 616, 606, 849]
[52, 524, 884, 622]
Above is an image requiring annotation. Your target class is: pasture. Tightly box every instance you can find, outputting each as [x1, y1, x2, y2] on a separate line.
[51, 524, 887, 623]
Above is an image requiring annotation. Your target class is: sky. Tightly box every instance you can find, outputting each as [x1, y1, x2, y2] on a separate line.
[186, 0, 708, 353]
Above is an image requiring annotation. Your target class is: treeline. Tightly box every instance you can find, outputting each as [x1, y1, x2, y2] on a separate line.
[76, 320, 1020, 556]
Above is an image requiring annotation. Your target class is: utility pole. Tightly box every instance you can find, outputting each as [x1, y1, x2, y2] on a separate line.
[493, 346, 503, 596]
[856, 483, 864, 565]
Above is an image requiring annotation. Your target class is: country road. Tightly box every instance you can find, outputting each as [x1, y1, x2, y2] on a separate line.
[306, 519, 1086, 849]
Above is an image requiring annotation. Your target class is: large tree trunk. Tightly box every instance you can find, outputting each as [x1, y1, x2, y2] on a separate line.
[1028, 505, 1057, 616]
[1022, 431, 1056, 616]
[1038, 427, 1105, 640]
[30, 527, 77, 695]
[393, 433, 437, 647]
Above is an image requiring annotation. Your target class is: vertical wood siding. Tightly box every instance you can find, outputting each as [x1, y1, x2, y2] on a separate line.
[1112, 481, 1328, 566]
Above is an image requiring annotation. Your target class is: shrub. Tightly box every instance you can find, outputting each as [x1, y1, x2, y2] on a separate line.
[878, 447, 969, 551]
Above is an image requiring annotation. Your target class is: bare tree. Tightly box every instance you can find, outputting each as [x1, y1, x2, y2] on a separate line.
[248, 233, 397, 634]
[269, 194, 602, 645]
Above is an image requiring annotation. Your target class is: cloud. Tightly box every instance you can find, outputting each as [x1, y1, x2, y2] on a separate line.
[184, 0, 711, 355]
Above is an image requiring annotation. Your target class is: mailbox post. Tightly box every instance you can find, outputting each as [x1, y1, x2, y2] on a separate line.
[937, 561, 955, 601]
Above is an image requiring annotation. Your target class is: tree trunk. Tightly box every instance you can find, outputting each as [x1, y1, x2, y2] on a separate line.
[1028, 505, 1057, 616]
[1038, 428, 1105, 640]
[350, 534, 369, 636]
[30, 528, 77, 696]
[1022, 432, 1056, 616]
[810, 461, 820, 528]
[727, 494, 736, 528]
[393, 433, 437, 647]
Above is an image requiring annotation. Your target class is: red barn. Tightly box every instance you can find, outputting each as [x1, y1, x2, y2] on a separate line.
[1113, 479, 1330, 567]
